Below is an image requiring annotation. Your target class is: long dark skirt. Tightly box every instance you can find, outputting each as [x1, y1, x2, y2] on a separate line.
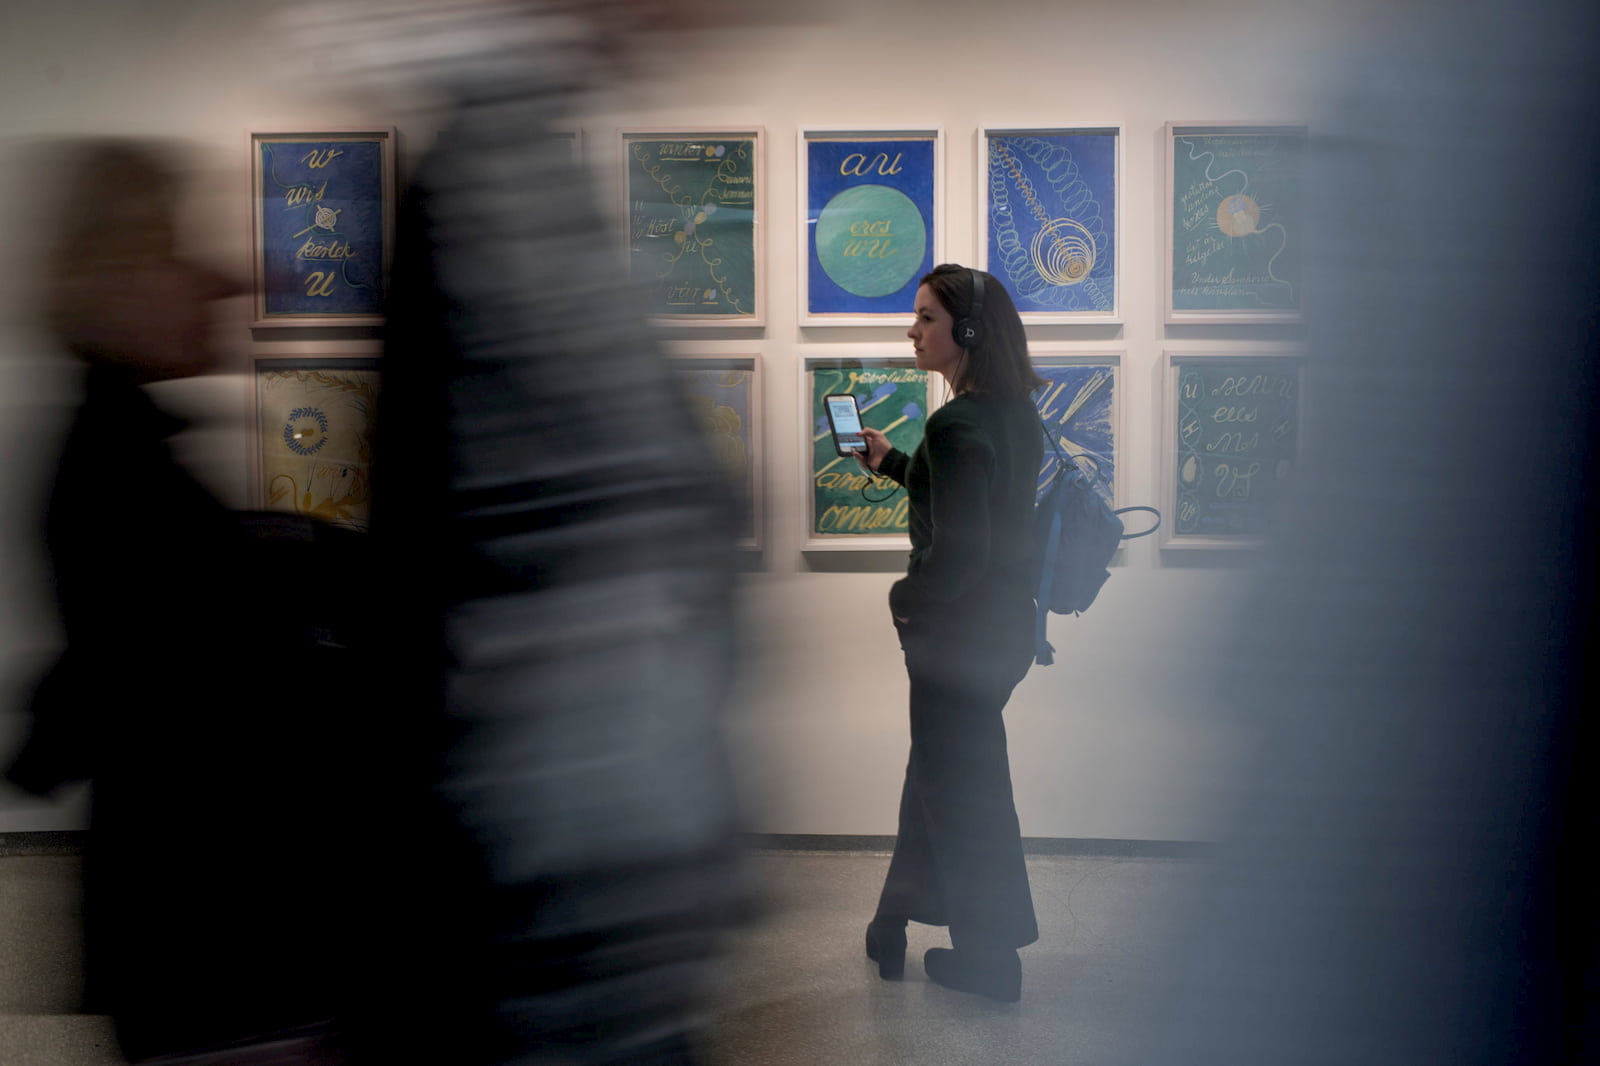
[875, 601, 1039, 950]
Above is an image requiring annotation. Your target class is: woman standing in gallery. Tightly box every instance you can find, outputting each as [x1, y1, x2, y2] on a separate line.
[856, 264, 1046, 1002]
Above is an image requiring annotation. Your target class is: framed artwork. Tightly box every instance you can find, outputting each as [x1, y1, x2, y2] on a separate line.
[1030, 351, 1121, 508]
[622, 129, 764, 325]
[802, 353, 944, 550]
[668, 354, 763, 550]
[250, 129, 395, 327]
[253, 356, 381, 533]
[980, 127, 1120, 323]
[799, 128, 942, 325]
[1162, 349, 1305, 548]
[1165, 121, 1307, 324]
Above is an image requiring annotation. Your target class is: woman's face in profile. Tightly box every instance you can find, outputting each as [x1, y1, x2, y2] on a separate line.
[908, 283, 963, 380]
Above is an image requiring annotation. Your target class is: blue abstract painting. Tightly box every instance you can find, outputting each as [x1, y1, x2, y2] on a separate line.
[806, 134, 937, 317]
[986, 130, 1116, 315]
[1034, 362, 1116, 505]
[256, 136, 388, 319]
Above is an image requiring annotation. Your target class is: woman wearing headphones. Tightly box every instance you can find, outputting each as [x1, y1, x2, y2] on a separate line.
[856, 264, 1046, 1002]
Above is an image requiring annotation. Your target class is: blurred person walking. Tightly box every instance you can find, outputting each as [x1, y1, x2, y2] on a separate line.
[4, 138, 373, 1064]
[286, 3, 751, 1064]
[1123, 2, 1600, 1064]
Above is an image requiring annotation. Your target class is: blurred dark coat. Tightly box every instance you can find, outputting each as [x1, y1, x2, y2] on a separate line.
[360, 29, 745, 1066]
[8, 364, 374, 1061]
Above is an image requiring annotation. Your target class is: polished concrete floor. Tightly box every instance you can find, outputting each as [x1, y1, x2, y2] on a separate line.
[0, 849, 1207, 1065]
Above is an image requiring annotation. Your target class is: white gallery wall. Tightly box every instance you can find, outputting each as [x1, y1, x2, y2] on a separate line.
[0, 0, 1377, 838]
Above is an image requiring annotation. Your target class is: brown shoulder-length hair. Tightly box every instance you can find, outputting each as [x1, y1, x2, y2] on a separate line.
[919, 264, 1046, 399]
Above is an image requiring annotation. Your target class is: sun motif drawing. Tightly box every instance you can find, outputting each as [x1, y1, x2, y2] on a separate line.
[1172, 133, 1299, 311]
[1216, 194, 1260, 237]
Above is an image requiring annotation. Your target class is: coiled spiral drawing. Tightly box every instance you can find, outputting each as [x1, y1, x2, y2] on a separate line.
[988, 136, 1112, 312]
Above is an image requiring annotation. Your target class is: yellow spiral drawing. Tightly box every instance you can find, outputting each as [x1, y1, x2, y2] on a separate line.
[1030, 218, 1095, 287]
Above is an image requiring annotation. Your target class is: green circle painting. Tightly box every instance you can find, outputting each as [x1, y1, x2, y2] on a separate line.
[815, 184, 927, 299]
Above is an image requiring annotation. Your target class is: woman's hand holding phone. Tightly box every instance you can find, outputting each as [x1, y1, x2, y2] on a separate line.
[858, 427, 891, 474]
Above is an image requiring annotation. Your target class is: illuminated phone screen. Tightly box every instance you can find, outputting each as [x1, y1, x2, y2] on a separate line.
[827, 396, 862, 434]
[825, 394, 866, 453]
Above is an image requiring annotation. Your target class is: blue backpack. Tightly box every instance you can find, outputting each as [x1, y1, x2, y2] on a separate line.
[1032, 423, 1160, 666]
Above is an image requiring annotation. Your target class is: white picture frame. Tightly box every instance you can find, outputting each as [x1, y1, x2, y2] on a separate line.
[1029, 349, 1124, 510]
[250, 354, 381, 533]
[621, 127, 765, 327]
[1164, 120, 1308, 325]
[249, 128, 396, 328]
[798, 127, 944, 327]
[800, 350, 948, 551]
[978, 126, 1122, 324]
[1161, 348, 1307, 549]
[667, 352, 764, 552]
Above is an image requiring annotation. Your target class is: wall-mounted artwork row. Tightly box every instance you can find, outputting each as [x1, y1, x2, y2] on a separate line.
[799, 129, 942, 325]
[981, 128, 1120, 324]
[669, 354, 763, 551]
[803, 355, 945, 550]
[622, 129, 764, 326]
[250, 130, 395, 327]
[1165, 121, 1306, 324]
[1162, 350, 1305, 548]
[253, 357, 380, 532]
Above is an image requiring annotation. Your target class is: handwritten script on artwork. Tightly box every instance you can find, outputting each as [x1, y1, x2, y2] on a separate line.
[1170, 128, 1305, 315]
[811, 365, 928, 536]
[806, 135, 935, 314]
[257, 137, 386, 318]
[1173, 363, 1299, 538]
[627, 138, 758, 317]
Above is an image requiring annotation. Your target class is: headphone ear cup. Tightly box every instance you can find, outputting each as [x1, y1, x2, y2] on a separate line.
[954, 267, 986, 348]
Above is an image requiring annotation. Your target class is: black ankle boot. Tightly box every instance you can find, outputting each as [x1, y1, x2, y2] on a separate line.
[923, 946, 1021, 1002]
[864, 918, 907, 980]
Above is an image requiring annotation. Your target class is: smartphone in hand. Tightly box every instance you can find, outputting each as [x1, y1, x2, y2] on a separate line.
[824, 393, 866, 457]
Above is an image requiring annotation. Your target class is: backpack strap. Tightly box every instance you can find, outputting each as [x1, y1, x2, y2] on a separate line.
[1041, 409, 1156, 539]
[1114, 505, 1162, 539]
[1033, 497, 1063, 666]
[1033, 411, 1095, 667]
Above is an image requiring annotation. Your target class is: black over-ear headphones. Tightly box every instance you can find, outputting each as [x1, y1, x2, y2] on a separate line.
[952, 268, 985, 349]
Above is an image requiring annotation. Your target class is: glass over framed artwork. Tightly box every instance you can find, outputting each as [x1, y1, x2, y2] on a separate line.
[980, 127, 1120, 323]
[253, 356, 380, 533]
[250, 130, 395, 327]
[668, 353, 763, 551]
[802, 353, 945, 550]
[1030, 351, 1121, 510]
[622, 129, 764, 326]
[799, 128, 942, 326]
[1161, 349, 1305, 548]
[1165, 122, 1307, 324]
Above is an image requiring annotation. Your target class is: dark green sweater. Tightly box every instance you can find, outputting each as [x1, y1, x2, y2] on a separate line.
[880, 392, 1042, 622]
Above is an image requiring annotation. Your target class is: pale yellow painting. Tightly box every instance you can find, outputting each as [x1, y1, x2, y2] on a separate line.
[257, 364, 379, 532]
